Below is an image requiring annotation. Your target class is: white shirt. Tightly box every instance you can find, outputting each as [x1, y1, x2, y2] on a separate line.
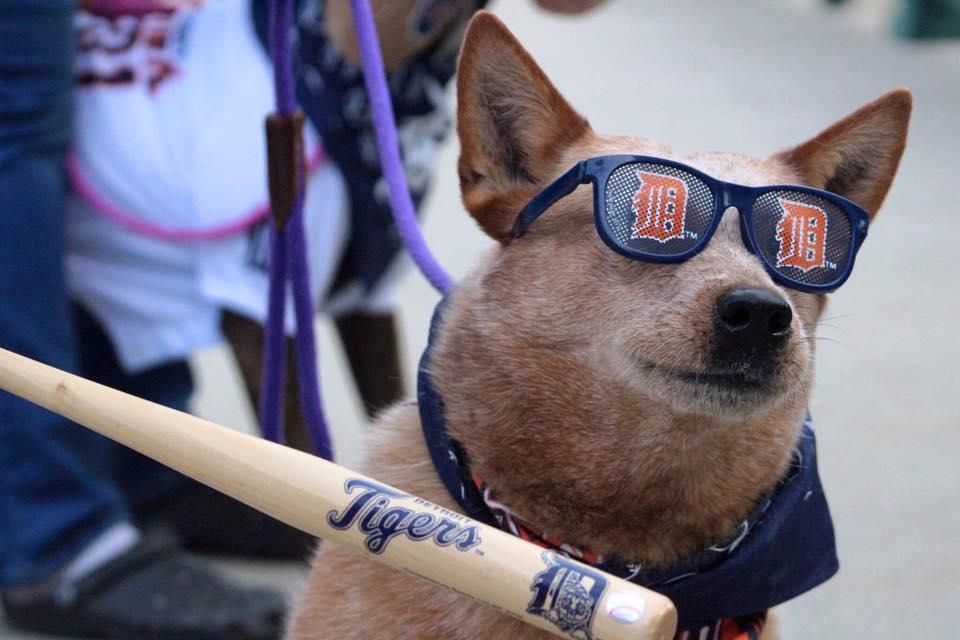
[67, 0, 349, 372]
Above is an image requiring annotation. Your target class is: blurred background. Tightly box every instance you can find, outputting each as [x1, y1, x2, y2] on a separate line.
[5, 0, 958, 636]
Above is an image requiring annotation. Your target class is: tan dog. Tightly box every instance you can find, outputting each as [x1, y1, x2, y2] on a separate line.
[288, 12, 910, 639]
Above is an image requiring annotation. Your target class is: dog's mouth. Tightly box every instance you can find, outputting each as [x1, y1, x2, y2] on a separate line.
[676, 367, 773, 391]
[637, 360, 781, 398]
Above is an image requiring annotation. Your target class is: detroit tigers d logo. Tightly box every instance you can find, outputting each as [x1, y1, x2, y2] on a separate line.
[775, 198, 828, 272]
[527, 552, 607, 640]
[631, 170, 688, 242]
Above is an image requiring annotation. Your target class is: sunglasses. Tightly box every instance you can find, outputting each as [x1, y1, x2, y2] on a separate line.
[512, 155, 871, 292]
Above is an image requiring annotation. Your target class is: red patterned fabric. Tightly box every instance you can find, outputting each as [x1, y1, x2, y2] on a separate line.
[473, 475, 768, 639]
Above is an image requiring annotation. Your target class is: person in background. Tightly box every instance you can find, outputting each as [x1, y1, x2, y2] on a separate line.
[0, 2, 287, 639]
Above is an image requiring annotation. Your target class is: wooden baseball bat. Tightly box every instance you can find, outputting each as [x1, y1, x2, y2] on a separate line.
[0, 347, 677, 640]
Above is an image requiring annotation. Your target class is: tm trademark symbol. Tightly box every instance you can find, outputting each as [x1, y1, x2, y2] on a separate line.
[475, 549, 485, 557]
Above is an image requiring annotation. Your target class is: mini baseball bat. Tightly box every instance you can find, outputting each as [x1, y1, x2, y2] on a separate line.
[0, 347, 677, 640]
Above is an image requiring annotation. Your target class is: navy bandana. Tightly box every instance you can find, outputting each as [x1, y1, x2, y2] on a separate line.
[417, 297, 839, 633]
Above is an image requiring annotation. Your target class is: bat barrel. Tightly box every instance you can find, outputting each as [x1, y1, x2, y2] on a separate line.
[0, 347, 677, 640]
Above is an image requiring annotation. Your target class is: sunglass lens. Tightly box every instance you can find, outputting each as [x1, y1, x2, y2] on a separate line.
[602, 162, 715, 257]
[751, 191, 853, 288]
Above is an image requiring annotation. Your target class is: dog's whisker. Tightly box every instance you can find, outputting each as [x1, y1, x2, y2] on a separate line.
[795, 336, 843, 347]
[811, 322, 846, 333]
[817, 314, 854, 323]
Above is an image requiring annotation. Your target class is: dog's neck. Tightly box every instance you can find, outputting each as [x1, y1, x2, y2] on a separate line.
[430, 284, 808, 567]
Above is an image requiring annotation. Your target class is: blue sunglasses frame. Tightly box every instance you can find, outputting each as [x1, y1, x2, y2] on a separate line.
[512, 155, 872, 293]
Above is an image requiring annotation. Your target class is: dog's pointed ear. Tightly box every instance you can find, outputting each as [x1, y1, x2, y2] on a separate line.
[456, 12, 591, 241]
[775, 89, 912, 219]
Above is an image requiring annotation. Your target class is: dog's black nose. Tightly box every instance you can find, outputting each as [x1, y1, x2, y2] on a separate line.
[715, 288, 792, 350]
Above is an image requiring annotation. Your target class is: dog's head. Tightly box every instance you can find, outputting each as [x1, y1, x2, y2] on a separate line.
[432, 13, 910, 562]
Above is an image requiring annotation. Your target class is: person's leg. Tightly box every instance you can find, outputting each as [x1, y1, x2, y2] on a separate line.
[221, 310, 314, 453]
[220, 308, 404, 433]
[0, 0, 131, 589]
[333, 311, 405, 418]
[1, 5, 287, 636]
[159, 309, 316, 560]
[70, 304, 196, 512]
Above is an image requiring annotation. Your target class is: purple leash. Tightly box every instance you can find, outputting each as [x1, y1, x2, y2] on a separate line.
[262, 0, 332, 460]
[261, 0, 454, 458]
[349, 0, 455, 295]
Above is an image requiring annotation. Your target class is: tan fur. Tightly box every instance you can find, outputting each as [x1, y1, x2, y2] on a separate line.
[324, 0, 430, 71]
[455, 15, 590, 241]
[288, 13, 910, 639]
[324, 0, 476, 71]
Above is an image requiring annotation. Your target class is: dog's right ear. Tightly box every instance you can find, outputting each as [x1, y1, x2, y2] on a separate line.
[456, 12, 590, 242]
[775, 89, 912, 219]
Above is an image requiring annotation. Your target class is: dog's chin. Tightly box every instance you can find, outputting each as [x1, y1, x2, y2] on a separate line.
[636, 361, 802, 417]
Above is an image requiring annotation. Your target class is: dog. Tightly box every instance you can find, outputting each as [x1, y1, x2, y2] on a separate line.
[287, 12, 911, 639]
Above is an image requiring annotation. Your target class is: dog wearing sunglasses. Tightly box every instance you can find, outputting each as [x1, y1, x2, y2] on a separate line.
[288, 12, 910, 639]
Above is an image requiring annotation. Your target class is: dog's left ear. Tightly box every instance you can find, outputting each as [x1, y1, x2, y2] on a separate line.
[775, 89, 912, 219]
[456, 12, 591, 241]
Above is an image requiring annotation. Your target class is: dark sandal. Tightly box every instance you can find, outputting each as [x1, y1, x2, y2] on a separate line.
[2, 530, 285, 639]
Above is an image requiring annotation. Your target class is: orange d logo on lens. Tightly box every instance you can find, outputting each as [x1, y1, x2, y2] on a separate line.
[631, 171, 688, 242]
[775, 199, 827, 272]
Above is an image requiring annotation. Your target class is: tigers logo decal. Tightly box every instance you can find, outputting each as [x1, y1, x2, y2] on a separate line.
[775, 199, 828, 272]
[631, 170, 688, 242]
[527, 552, 607, 640]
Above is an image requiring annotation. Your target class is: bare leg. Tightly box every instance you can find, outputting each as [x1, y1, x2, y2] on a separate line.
[221, 309, 405, 437]
[333, 311, 405, 418]
[220, 309, 312, 452]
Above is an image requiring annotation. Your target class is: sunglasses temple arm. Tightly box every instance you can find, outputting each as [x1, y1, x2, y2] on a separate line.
[511, 162, 588, 238]
[855, 215, 869, 246]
